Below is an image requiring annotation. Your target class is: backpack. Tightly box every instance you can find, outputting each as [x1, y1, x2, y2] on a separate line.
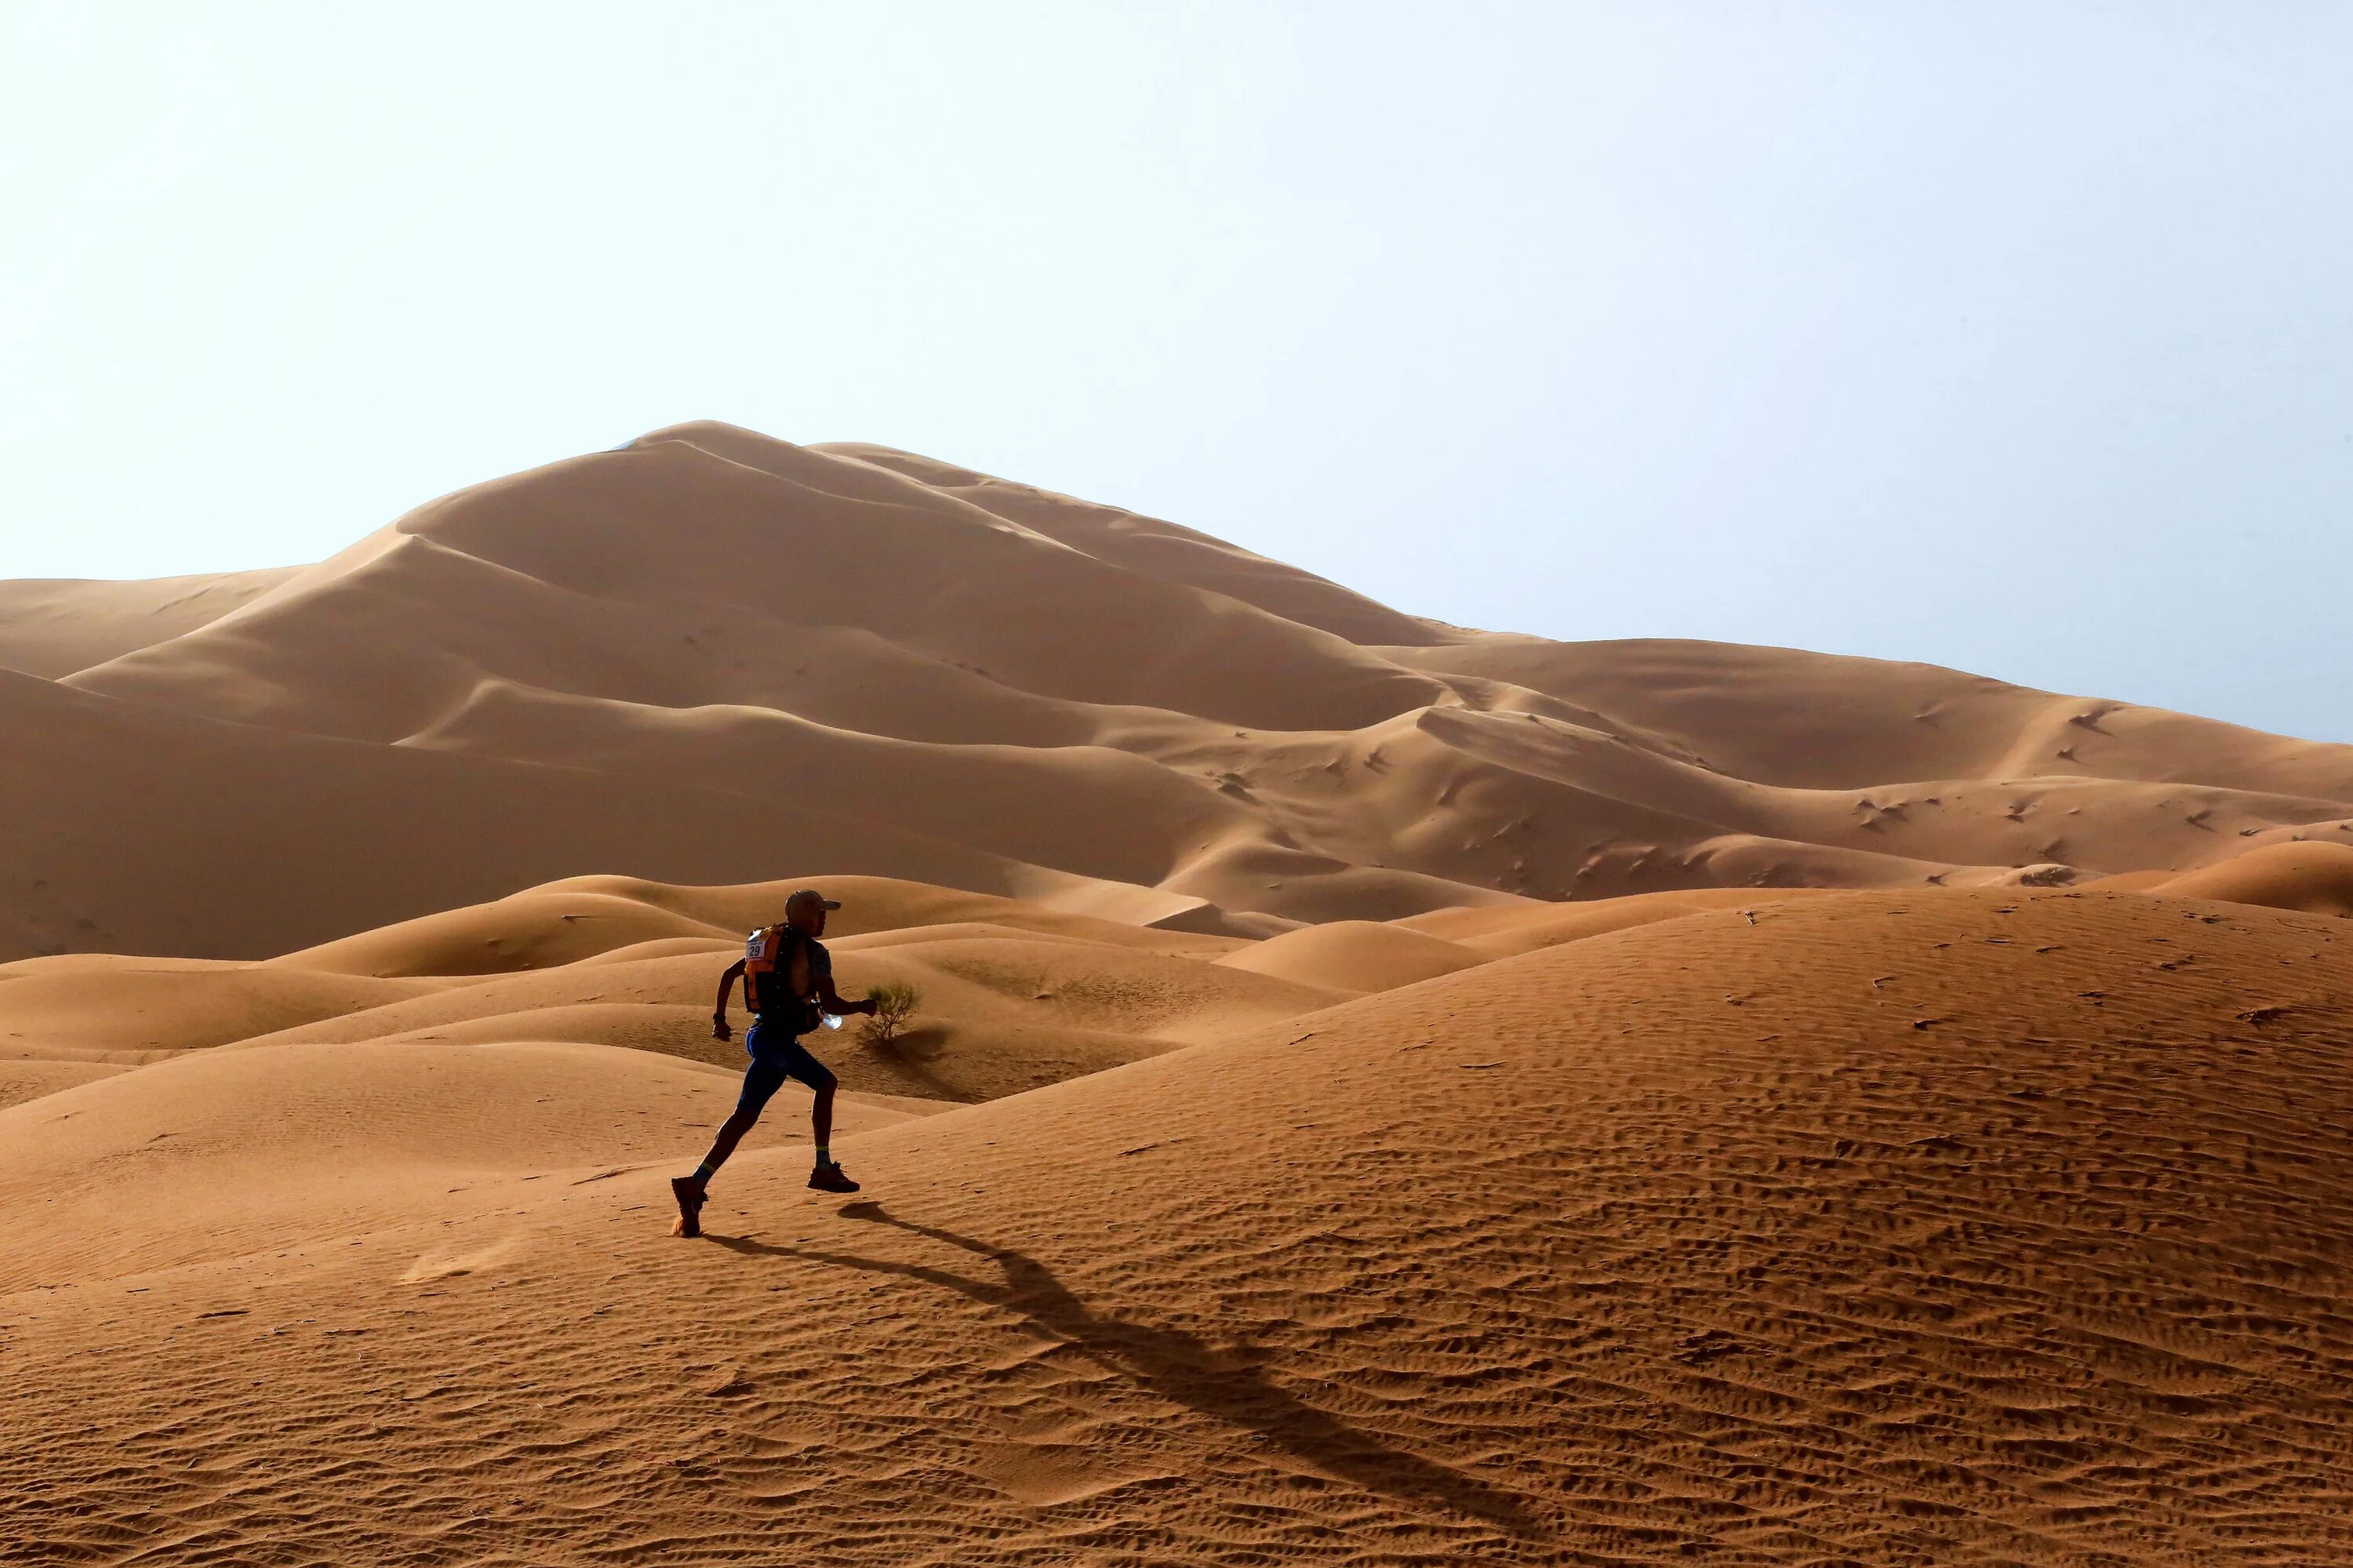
[744, 925, 818, 1031]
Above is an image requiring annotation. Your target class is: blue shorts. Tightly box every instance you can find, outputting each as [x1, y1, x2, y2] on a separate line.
[736, 1018, 836, 1118]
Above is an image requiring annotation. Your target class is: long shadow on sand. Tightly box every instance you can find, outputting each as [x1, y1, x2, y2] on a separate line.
[711, 1202, 1543, 1537]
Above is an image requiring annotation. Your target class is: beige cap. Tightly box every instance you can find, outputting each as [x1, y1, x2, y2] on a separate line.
[786, 889, 842, 914]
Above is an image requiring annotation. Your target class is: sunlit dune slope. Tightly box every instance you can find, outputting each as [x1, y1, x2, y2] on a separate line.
[1395, 884, 1835, 956]
[267, 872, 1244, 979]
[2138, 839, 2353, 915]
[225, 928, 1346, 1104]
[5, 887, 2350, 1563]
[0, 953, 431, 1060]
[9, 421, 2353, 963]
[0, 1039, 944, 1290]
[9, 839, 2345, 1105]
[1212, 918, 1484, 992]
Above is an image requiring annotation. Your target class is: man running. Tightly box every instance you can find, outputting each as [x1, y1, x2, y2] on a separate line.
[671, 888, 878, 1237]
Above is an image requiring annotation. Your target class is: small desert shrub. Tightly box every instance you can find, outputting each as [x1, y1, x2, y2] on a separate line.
[859, 980, 922, 1047]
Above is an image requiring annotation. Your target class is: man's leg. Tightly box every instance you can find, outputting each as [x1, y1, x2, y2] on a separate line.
[693, 1103, 762, 1181]
[672, 1055, 787, 1235]
[806, 1071, 857, 1192]
[768, 1038, 860, 1194]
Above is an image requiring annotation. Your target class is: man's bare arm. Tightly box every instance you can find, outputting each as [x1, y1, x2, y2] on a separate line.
[816, 973, 877, 1016]
[713, 959, 746, 1039]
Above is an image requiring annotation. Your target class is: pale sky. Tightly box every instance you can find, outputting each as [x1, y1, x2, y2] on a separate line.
[5, 2, 2349, 740]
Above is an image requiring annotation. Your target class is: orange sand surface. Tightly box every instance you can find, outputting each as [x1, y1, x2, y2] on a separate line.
[5, 887, 2351, 1563]
[5, 427, 2351, 1563]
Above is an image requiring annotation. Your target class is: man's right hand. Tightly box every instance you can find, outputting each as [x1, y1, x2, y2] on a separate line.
[711, 1014, 732, 1042]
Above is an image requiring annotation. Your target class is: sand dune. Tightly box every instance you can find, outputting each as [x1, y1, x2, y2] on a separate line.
[0, 952, 432, 1059]
[816, 441, 1453, 648]
[0, 567, 297, 680]
[0, 874, 1342, 1106]
[9, 422, 2351, 963]
[231, 925, 1344, 1104]
[7, 424, 2353, 1563]
[5, 840, 2330, 1102]
[1397, 884, 1831, 956]
[0, 666, 1225, 964]
[2137, 839, 2353, 915]
[5, 886, 2351, 1561]
[0, 1057, 125, 1111]
[1213, 918, 1484, 992]
[0, 1038, 944, 1290]
[267, 889, 744, 979]
[1395, 635, 2353, 800]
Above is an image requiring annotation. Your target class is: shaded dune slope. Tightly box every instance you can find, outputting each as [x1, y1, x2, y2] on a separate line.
[5, 889, 2349, 1563]
[0, 670, 1217, 963]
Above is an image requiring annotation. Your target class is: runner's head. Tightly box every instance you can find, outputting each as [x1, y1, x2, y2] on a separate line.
[784, 888, 840, 937]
